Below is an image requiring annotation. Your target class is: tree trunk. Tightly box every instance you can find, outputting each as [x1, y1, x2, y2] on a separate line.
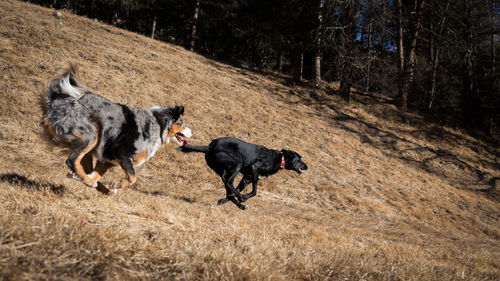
[366, 20, 372, 92]
[428, 1, 450, 109]
[396, 0, 405, 110]
[293, 51, 303, 82]
[489, 0, 496, 78]
[429, 22, 434, 60]
[378, 25, 385, 54]
[190, 1, 200, 52]
[277, 51, 283, 73]
[151, 16, 157, 39]
[314, 0, 324, 87]
[462, 0, 476, 128]
[401, 0, 426, 112]
[339, 2, 354, 102]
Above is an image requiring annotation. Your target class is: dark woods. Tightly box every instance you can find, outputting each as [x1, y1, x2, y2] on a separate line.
[29, 0, 499, 138]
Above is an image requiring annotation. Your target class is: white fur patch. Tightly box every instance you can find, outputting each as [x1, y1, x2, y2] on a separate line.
[135, 158, 147, 167]
[85, 181, 98, 188]
[181, 127, 192, 138]
[60, 74, 83, 98]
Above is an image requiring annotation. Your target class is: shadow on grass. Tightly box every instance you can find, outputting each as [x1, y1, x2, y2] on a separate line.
[0, 173, 65, 194]
[322, 108, 499, 201]
[129, 186, 197, 204]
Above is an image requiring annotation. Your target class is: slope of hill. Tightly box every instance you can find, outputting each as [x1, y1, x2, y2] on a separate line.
[0, 0, 498, 280]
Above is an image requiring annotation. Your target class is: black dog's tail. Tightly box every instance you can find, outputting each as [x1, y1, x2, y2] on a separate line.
[176, 144, 210, 153]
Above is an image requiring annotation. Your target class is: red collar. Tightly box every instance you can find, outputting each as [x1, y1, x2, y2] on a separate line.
[280, 153, 286, 169]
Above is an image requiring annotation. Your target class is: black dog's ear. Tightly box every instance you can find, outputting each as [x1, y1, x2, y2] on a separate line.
[281, 149, 292, 157]
[281, 149, 301, 160]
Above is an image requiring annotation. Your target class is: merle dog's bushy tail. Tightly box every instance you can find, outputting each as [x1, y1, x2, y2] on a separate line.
[176, 144, 210, 153]
[40, 63, 88, 145]
[43, 63, 86, 110]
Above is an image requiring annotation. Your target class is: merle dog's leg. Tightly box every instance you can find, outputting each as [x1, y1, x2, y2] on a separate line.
[109, 157, 136, 194]
[87, 160, 114, 183]
[217, 176, 251, 205]
[81, 153, 94, 174]
[66, 136, 98, 187]
[243, 165, 259, 200]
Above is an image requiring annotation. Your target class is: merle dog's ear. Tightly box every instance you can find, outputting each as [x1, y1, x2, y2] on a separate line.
[174, 106, 184, 118]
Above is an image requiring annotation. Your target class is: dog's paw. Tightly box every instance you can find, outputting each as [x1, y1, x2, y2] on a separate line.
[110, 180, 121, 189]
[85, 181, 98, 188]
[66, 171, 80, 180]
[87, 171, 101, 182]
[217, 198, 229, 205]
[108, 188, 118, 196]
[239, 204, 248, 210]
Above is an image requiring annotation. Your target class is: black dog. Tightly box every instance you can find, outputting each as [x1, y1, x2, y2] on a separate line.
[177, 137, 308, 209]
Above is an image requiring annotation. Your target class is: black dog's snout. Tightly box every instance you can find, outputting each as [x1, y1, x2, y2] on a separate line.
[302, 163, 308, 170]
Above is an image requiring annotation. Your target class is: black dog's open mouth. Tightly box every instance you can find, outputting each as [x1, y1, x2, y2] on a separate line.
[175, 133, 188, 146]
[296, 166, 307, 174]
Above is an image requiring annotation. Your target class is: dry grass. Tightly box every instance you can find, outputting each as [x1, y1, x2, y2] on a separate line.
[0, 0, 499, 280]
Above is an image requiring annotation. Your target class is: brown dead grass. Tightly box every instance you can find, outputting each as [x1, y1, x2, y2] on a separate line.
[0, 0, 499, 280]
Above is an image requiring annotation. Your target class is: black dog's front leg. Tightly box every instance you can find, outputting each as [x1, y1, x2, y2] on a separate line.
[217, 176, 252, 205]
[242, 165, 259, 200]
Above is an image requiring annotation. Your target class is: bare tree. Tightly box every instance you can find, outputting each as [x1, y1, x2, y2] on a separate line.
[398, 0, 426, 112]
[151, 16, 157, 39]
[396, 0, 405, 108]
[428, 0, 450, 109]
[339, 0, 355, 102]
[461, 0, 476, 127]
[365, 19, 372, 91]
[489, 0, 496, 79]
[277, 51, 283, 73]
[314, 0, 324, 87]
[190, 0, 200, 52]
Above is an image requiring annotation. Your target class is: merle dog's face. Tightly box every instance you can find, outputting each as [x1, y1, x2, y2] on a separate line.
[282, 149, 308, 174]
[152, 105, 192, 145]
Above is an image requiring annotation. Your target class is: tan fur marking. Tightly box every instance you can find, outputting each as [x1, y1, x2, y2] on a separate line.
[41, 116, 58, 141]
[163, 124, 184, 145]
[112, 173, 137, 189]
[88, 161, 114, 182]
[74, 137, 99, 185]
[132, 150, 149, 164]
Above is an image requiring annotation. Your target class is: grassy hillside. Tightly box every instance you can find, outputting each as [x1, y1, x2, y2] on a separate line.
[0, 0, 499, 280]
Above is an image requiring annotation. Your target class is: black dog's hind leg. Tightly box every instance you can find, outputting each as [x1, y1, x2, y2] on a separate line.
[217, 166, 247, 210]
[217, 176, 252, 205]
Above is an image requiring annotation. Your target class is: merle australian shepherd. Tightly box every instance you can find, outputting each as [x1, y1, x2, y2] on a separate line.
[178, 137, 308, 209]
[41, 65, 192, 194]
